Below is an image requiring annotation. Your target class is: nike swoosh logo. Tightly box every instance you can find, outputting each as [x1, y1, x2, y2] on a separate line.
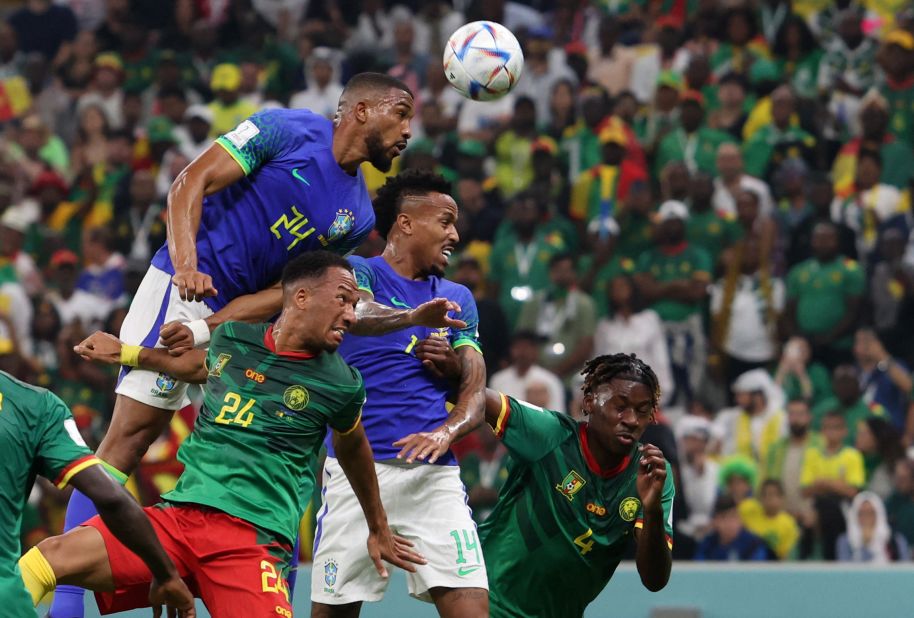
[291, 168, 310, 186]
[457, 566, 481, 577]
[390, 296, 411, 309]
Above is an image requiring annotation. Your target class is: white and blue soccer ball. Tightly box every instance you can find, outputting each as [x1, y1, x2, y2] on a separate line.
[443, 21, 524, 101]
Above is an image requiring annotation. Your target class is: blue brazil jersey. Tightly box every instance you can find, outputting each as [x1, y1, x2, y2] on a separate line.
[327, 256, 481, 466]
[151, 109, 375, 311]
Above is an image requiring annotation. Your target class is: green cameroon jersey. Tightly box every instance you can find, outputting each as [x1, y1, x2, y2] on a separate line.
[0, 371, 101, 617]
[163, 322, 365, 544]
[480, 394, 675, 618]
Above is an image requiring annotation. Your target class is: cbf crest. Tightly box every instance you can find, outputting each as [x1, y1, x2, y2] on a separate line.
[555, 470, 586, 501]
[327, 208, 354, 243]
[323, 559, 338, 592]
[155, 373, 177, 393]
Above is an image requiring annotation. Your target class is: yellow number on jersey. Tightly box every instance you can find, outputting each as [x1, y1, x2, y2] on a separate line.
[214, 391, 256, 427]
[260, 559, 290, 601]
[270, 205, 316, 251]
[574, 528, 594, 556]
[0, 391, 4, 410]
[404, 334, 419, 354]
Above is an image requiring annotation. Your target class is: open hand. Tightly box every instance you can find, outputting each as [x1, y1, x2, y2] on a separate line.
[409, 298, 466, 330]
[73, 331, 123, 365]
[393, 425, 453, 464]
[366, 527, 427, 578]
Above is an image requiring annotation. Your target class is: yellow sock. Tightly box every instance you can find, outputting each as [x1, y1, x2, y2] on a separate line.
[18, 546, 56, 606]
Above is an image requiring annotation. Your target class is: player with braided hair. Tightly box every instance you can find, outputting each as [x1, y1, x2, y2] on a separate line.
[478, 352, 674, 617]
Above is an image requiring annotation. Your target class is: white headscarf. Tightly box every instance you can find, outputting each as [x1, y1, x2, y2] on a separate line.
[846, 491, 892, 564]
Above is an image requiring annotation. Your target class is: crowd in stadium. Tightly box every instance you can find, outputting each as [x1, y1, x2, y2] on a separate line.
[2, 0, 914, 568]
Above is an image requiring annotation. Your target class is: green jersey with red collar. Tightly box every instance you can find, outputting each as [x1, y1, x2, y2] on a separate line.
[479, 394, 674, 618]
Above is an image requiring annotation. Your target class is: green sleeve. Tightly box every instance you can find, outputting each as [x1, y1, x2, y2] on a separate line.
[328, 372, 366, 434]
[35, 392, 98, 488]
[635, 460, 675, 548]
[786, 265, 801, 300]
[215, 109, 290, 175]
[844, 261, 865, 296]
[692, 247, 713, 277]
[741, 134, 770, 178]
[494, 394, 576, 463]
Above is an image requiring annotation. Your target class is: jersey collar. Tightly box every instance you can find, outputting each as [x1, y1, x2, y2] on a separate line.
[578, 424, 631, 478]
[264, 325, 316, 359]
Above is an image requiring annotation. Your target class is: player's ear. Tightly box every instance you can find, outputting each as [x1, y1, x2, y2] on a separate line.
[294, 286, 311, 309]
[354, 100, 370, 123]
[396, 212, 412, 236]
[582, 392, 594, 417]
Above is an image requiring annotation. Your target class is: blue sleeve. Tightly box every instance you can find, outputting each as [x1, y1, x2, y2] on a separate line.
[347, 256, 375, 295]
[215, 109, 292, 175]
[449, 284, 482, 354]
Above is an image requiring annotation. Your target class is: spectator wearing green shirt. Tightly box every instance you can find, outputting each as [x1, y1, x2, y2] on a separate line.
[488, 192, 567, 328]
[811, 365, 886, 445]
[560, 87, 609, 183]
[774, 337, 833, 408]
[655, 90, 735, 177]
[633, 70, 683, 159]
[878, 29, 914, 148]
[516, 253, 596, 384]
[635, 200, 712, 406]
[785, 221, 864, 368]
[493, 96, 538, 199]
[742, 85, 816, 182]
[687, 172, 740, 273]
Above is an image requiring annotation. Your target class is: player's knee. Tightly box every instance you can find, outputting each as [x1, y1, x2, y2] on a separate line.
[96, 432, 151, 473]
[35, 535, 67, 576]
[430, 587, 489, 618]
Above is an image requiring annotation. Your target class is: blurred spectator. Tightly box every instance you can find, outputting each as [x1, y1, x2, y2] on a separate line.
[593, 275, 672, 404]
[10, 113, 69, 181]
[561, 87, 610, 182]
[710, 7, 761, 78]
[635, 200, 711, 407]
[812, 364, 887, 444]
[0, 207, 42, 295]
[517, 253, 595, 384]
[710, 236, 784, 388]
[832, 93, 914, 194]
[76, 226, 126, 303]
[488, 192, 566, 327]
[855, 416, 906, 499]
[633, 70, 682, 160]
[451, 256, 509, 377]
[885, 459, 914, 548]
[676, 416, 719, 552]
[512, 27, 575, 127]
[207, 63, 258, 137]
[742, 86, 816, 182]
[715, 369, 786, 466]
[879, 29, 914, 149]
[708, 73, 749, 140]
[459, 424, 509, 523]
[694, 495, 774, 561]
[686, 171, 740, 272]
[493, 96, 538, 199]
[831, 149, 908, 263]
[655, 90, 734, 177]
[45, 249, 112, 330]
[772, 15, 822, 101]
[289, 48, 343, 119]
[853, 328, 912, 433]
[739, 479, 800, 560]
[787, 174, 859, 268]
[801, 410, 865, 560]
[489, 330, 566, 414]
[785, 222, 864, 369]
[836, 491, 910, 562]
[587, 16, 634, 97]
[385, 13, 428, 99]
[77, 53, 125, 130]
[70, 104, 110, 178]
[713, 142, 775, 218]
[7, 0, 77, 63]
[630, 17, 690, 105]
[569, 117, 647, 225]
[774, 337, 833, 408]
[542, 79, 576, 141]
[174, 104, 213, 161]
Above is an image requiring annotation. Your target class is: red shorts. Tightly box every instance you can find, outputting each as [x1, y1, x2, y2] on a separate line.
[84, 503, 293, 617]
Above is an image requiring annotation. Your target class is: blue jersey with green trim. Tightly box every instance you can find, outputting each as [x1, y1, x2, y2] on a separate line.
[150, 109, 374, 311]
[327, 256, 481, 465]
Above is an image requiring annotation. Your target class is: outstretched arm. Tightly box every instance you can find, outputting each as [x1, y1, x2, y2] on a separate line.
[167, 144, 245, 302]
[68, 465, 196, 615]
[350, 290, 468, 336]
[394, 346, 487, 463]
[74, 331, 208, 384]
[333, 422, 427, 576]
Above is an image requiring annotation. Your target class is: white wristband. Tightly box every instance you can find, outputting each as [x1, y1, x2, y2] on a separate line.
[187, 319, 211, 347]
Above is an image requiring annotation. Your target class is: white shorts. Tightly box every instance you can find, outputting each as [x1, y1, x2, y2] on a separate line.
[311, 457, 488, 604]
[115, 265, 213, 410]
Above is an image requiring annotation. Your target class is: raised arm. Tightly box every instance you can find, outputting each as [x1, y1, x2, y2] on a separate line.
[74, 331, 208, 384]
[332, 421, 426, 576]
[167, 143, 246, 302]
[393, 346, 486, 464]
[67, 465, 196, 614]
[350, 290, 467, 335]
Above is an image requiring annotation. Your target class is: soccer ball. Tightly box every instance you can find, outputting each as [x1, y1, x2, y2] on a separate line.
[443, 21, 524, 101]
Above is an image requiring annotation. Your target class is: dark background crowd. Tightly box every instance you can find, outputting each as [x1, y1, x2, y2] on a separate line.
[2, 0, 914, 565]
